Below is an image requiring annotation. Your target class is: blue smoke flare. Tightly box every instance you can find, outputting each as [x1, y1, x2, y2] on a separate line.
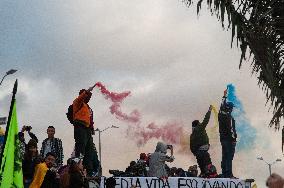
[227, 84, 257, 151]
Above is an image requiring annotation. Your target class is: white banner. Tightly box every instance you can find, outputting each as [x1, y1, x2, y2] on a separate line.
[100, 177, 253, 188]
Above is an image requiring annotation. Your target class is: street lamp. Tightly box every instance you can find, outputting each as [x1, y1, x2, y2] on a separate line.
[94, 125, 119, 175]
[257, 157, 281, 175]
[0, 69, 17, 86]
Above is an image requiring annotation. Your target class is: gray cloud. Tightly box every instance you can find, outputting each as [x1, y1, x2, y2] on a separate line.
[1, 0, 283, 185]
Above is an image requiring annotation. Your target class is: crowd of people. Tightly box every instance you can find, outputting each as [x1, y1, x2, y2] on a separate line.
[0, 85, 100, 188]
[0, 84, 282, 188]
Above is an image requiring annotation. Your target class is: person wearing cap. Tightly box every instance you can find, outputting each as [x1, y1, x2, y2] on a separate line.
[218, 89, 237, 178]
[68, 157, 89, 188]
[73, 84, 96, 176]
[190, 105, 213, 177]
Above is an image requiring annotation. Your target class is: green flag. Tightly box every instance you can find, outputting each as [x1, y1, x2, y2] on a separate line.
[0, 80, 23, 188]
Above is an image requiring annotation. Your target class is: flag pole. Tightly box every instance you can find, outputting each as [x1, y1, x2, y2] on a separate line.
[0, 79, 18, 167]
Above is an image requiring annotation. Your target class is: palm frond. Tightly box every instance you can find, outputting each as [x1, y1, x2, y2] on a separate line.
[184, 0, 284, 129]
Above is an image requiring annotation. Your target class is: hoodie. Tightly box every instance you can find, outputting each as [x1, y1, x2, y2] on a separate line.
[148, 142, 174, 177]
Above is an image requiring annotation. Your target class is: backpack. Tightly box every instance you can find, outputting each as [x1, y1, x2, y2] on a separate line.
[66, 105, 74, 124]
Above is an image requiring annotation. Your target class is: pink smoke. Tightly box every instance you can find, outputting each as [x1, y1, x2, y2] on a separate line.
[133, 122, 185, 146]
[95, 82, 141, 123]
[95, 82, 188, 150]
[109, 103, 141, 123]
[95, 82, 130, 103]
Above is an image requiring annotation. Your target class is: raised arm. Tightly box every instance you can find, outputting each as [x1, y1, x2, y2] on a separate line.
[73, 84, 96, 112]
[28, 131, 38, 143]
[200, 105, 212, 129]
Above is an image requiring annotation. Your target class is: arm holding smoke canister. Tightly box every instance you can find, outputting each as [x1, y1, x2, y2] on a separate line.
[199, 105, 213, 129]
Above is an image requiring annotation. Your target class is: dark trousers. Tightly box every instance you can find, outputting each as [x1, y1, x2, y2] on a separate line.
[194, 150, 212, 175]
[74, 124, 93, 176]
[221, 140, 236, 177]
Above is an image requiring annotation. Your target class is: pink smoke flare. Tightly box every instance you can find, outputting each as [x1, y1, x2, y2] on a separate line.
[95, 82, 190, 151]
[133, 122, 184, 146]
[95, 82, 140, 123]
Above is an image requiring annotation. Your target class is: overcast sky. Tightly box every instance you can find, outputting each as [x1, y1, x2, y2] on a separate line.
[0, 0, 283, 186]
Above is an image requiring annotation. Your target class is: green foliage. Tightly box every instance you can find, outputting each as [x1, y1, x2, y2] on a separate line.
[184, 0, 284, 129]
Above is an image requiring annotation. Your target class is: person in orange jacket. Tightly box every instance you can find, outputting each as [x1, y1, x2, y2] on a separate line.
[73, 84, 96, 176]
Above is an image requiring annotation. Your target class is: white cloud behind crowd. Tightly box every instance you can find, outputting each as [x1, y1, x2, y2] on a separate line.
[0, 0, 283, 186]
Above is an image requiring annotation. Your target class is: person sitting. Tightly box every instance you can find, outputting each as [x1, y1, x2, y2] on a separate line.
[186, 165, 198, 177]
[29, 152, 60, 188]
[148, 142, 174, 178]
[204, 164, 218, 178]
[125, 161, 137, 176]
[22, 139, 42, 188]
[68, 157, 89, 188]
[168, 167, 177, 177]
[176, 168, 187, 177]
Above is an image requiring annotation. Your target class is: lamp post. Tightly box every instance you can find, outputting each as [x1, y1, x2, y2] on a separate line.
[0, 69, 17, 86]
[94, 125, 119, 175]
[257, 157, 281, 175]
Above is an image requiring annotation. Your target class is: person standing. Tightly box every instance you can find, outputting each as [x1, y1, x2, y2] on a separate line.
[148, 142, 174, 178]
[73, 84, 96, 176]
[190, 105, 213, 177]
[40, 126, 64, 167]
[218, 89, 237, 178]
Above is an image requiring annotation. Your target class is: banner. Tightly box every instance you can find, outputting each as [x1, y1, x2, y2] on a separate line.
[0, 80, 23, 188]
[100, 177, 253, 188]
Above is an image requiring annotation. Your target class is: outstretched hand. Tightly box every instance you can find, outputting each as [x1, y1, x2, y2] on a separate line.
[224, 89, 227, 97]
[87, 84, 97, 92]
[209, 105, 213, 111]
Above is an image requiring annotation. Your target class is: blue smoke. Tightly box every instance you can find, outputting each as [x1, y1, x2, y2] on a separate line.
[227, 84, 257, 151]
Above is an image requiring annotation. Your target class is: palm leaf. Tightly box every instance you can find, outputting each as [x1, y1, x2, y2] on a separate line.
[184, 0, 284, 129]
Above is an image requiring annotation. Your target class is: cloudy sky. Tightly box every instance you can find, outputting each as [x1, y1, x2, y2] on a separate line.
[0, 0, 283, 186]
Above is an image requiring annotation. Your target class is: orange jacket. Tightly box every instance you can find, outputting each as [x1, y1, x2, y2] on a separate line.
[73, 91, 91, 127]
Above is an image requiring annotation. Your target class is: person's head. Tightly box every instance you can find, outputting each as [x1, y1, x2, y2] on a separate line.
[27, 139, 38, 155]
[139, 153, 147, 160]
[69, 157, 84, 173]
[176, 168, 184, 176]
[169, 167, 177, 176]
[130, 161, 136, 167]
[155, 142, 167, 154]
[105, 177, 116, 188]
[45, 152, 56, 168]
[47, 126, 55, 139]
[192, 120, 200, 130]
[188, 165, 198, 177]
[79, 89, 92, 103]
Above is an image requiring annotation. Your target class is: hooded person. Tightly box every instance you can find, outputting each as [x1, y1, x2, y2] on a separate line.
[218, 89, 237, 178]
[190, 105, 213, 176]
[148, 142, 174, 178]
